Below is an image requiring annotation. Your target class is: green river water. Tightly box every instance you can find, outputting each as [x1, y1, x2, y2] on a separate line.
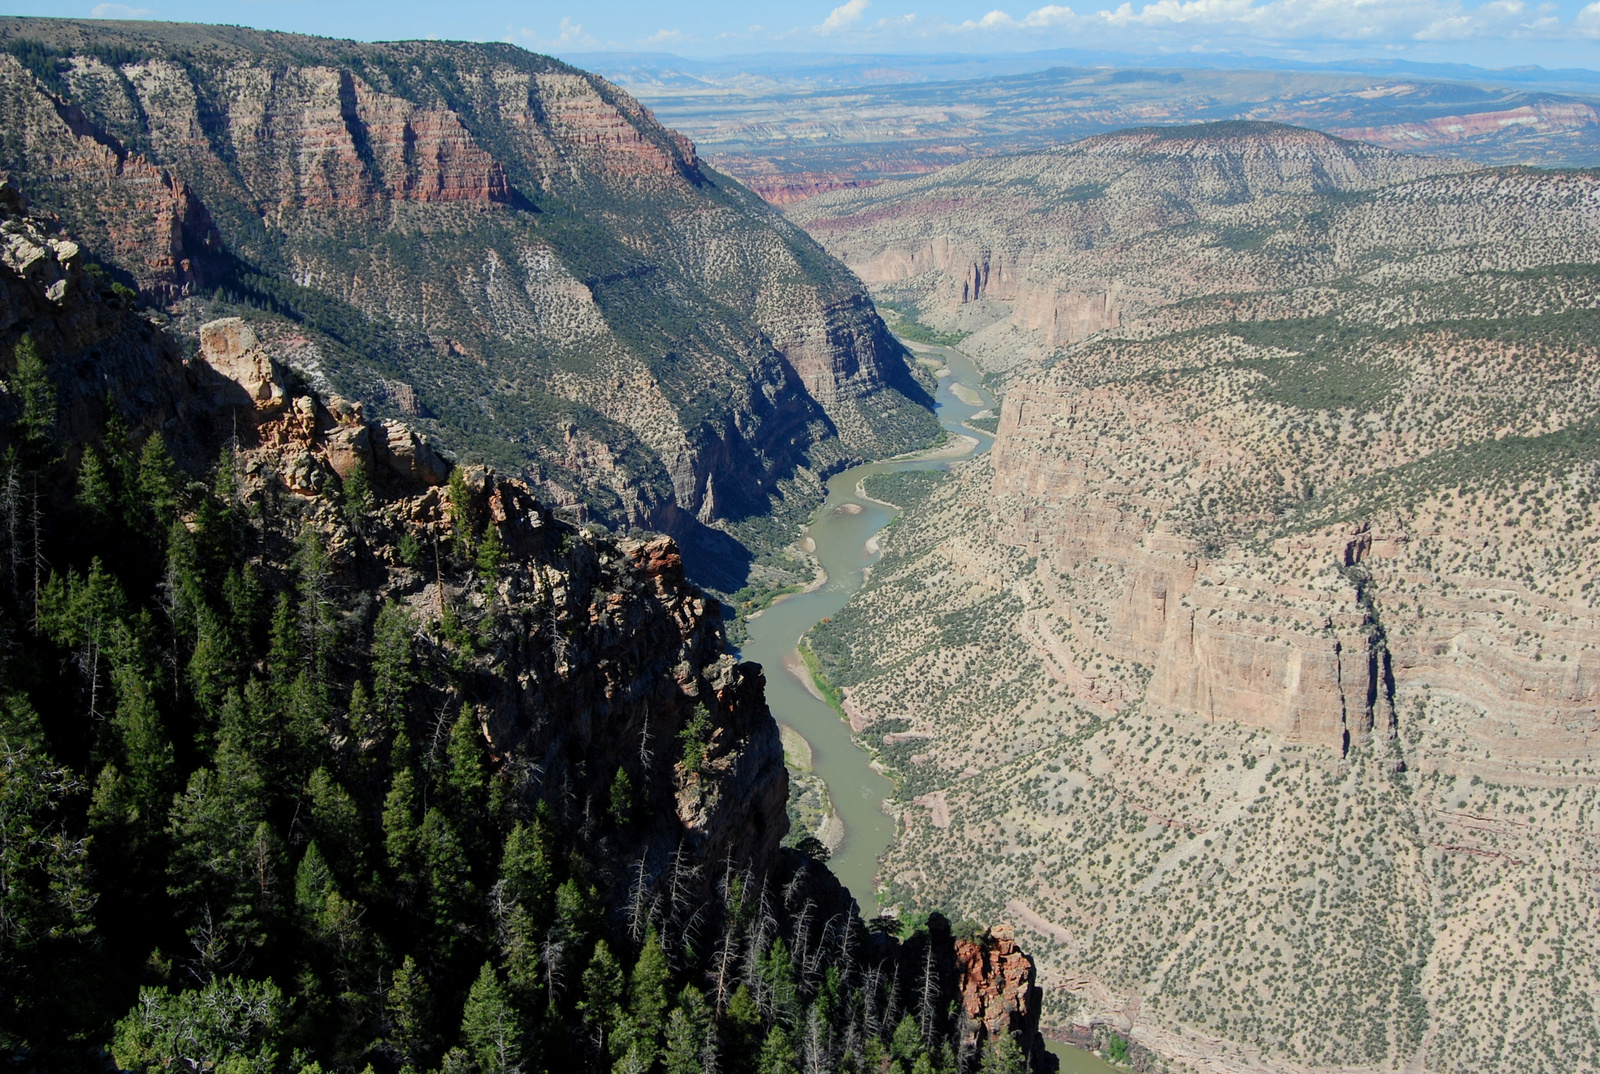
[736, 343, 1122, 1074]
[736, 341, 994, 917]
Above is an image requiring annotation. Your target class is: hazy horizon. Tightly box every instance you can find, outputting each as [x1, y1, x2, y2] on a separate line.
[3, 1, 1599, 72]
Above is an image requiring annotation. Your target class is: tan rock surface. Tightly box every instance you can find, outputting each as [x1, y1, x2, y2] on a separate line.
[803, 124, 1600, 1074]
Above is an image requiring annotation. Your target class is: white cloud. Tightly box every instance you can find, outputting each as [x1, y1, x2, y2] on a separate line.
[639, 27, 685, 45]
[90, 3, 153, 17]
[820, 0, 872, 31]
[969, 5, 1080, 29]
[1577, 0, 1600, 35]
[513, 17, 597, 50]
[772, 0, 1600, 51]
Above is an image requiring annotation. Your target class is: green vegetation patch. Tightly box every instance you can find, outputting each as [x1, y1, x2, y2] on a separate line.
[1284, 416, 1600, 533]
[878, 301, 971, 347]
[861, 469, 947, 512]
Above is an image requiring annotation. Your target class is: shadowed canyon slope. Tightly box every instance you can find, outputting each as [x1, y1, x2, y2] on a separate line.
[803, 124, 1600, 1073]
[0, 174, 1049, 1071]
[0, 17, 938, 590]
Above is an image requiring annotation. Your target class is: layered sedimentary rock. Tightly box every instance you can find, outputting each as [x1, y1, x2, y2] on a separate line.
[789, 123, 1506, 375]
[805, 125, 1600, 1074]
[0, 18, 937, 589]
[619, 59, 1600, 207]
[0, 173, 791, 899]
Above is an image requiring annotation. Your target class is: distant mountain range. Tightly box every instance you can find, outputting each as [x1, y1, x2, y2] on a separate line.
[579, 47, 1600, 93]
[587, 50, 1600, 204]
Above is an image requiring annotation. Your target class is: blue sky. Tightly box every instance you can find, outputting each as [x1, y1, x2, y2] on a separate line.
[5, 0, 1599, 68]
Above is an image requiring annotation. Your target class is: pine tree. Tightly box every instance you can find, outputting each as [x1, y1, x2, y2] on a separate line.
[295, 527, 334, 676]
[111, 650, 173, 816]
[978, 1031, 1025, 1074]
[620, 928, 670, 1068]
[418, 807, 473, 948]
[476, 519, 505, 588]
[891, 1015, 924, 1071]
[221, 565, 263, 655]
[556, 876, 601, 951]
[608, 767, 634, 828]
[678, 704, 712, 775]
[293, 839, 359, 954]
[165, 738, 280, 971]
[579, 938, 626, 1058]
[460, 962, 523, 1074]
[762, 938, 801, 1028]
[758, 1025, 800, 1074]
[187, 606, 232, 720]
[306, 767, 363, 880]
[442, 705, 488, 821]
[136, 433, 180, 540]
[9, 334, 55, 458]
[386, 955, 434, 1068]
[662, 986, 710, 1074]
[383, 767, 420, 887]
[499, 899, 543, 1006]
[76, 448, 115, 532]
[371, 602, 414, 727]
[499, 818, 555, 926]
[723, 985, 763, 1074]
[268, 593, 297, 683]
[342, 459, 374, 530]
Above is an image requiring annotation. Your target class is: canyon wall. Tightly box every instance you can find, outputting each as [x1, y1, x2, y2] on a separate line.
[804, 125, 1600, 1074]
[0, 18, 938, 590]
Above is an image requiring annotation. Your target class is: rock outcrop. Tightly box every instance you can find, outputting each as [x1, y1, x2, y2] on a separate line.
[955, 926, 1043, 1055]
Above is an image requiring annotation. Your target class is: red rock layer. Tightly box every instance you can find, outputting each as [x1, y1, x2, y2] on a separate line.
[954, 925, 1039, 1049]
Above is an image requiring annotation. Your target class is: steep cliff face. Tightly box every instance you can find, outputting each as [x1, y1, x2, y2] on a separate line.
[789, 123, 1507, 375]
[0, 18, 937, 590]
[954, 926, 1042, 1057]
[0, 171, 792, 901]
[0, 163, 1050, 1074]
[803, 127, 1600, 1074]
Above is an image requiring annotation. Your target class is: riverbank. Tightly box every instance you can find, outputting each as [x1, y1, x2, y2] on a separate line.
[735, 339, 996, 917]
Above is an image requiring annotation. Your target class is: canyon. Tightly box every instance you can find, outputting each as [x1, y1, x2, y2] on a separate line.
[799, 123, 1600, 1073]
[0, 17, 939, 593]
[0, 169, 1048, 1071]
[5, 14, 1598, 1072]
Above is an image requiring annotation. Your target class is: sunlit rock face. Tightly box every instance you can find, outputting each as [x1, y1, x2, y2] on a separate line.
[0, 18, 938, 590]
[800, 123, 1600, 1074]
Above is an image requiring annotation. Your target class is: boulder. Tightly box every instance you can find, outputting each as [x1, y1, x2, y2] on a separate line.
[325, 424, 372, 480]
[374, 419, 449, 486]
[199, 317, 285, 412]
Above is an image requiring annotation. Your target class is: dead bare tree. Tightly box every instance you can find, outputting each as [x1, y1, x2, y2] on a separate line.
[802, 1004, 828, 1074]
[626, 855, 654, 943]
[540, 935, 566, 1002]
[1, 458, 19, 600]
[862, 964, 884, 1040]
[29, 478, 44, 631]
[918, 940, 938, 1045]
